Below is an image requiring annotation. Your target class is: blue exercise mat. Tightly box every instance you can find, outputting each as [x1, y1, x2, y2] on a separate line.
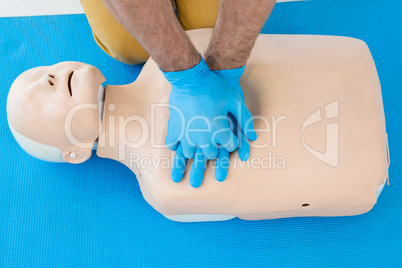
[0, 0, 401, 266]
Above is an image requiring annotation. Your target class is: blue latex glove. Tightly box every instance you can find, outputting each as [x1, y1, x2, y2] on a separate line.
[170, 65, 254, 188]
[163, 57, 256, 161]
[213, 66, 251, 162]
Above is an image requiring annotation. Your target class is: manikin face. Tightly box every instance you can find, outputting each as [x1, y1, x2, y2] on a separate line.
[7, 62, 106, 163]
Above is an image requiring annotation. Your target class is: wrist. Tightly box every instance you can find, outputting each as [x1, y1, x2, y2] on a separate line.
[157, 39, 201, 72]
[212, 65, 245, 77]
[162, 56, 210, 86]
[212, 65, 246, 98]
[204, 48, 248, 71]
[159, 48, 200, 72]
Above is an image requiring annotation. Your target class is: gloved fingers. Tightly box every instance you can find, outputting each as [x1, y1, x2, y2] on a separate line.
[215, 148, 230, 182]
[201, 144, 219, 160]
[166, 137, 179, 151]
[226, 113, 237, 132]
[229, 113, 250, 161]
[214, 129, 239, 152]
[229, 98, 257, 141]
[237, 131, 251, 161]
[171, 143, 188, 183]
[181, 141, 196, 159]
[189, 148, 207, 188]
[165, 120, 180, 150]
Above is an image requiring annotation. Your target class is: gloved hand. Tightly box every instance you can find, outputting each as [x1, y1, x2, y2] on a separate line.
[213, 66, 251, 161]
[169, 64, 254, 188]
[163, 57, 256, 161]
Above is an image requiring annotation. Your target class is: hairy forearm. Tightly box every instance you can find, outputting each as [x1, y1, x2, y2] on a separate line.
[205, 0, 276, 70]
[103, 0, 199, 71]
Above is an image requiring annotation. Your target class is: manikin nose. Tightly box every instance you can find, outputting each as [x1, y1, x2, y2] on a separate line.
[47, 74, 56, 86]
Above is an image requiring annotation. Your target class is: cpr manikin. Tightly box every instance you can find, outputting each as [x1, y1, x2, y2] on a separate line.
[7, 29, 389, 222]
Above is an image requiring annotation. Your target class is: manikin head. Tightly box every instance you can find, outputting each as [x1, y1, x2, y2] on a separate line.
[7, 62, 106, 164]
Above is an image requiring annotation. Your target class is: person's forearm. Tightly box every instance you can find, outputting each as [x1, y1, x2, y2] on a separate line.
[205, 0, 276, 70]
[103, 0, 200, 71]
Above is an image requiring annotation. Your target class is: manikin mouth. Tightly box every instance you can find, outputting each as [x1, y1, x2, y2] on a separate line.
[67, 71, 74, 97]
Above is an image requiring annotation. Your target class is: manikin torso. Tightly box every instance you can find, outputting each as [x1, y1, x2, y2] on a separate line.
[95, 29, 388, 221]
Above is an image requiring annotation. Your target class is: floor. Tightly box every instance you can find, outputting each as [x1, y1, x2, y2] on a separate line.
[0, 0, 400, 267]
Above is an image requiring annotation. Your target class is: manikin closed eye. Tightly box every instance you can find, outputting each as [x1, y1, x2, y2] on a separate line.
[67, 71, 74, 97]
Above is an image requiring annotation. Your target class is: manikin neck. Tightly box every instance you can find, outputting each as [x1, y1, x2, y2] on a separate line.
[93, 84, 106, 150]
[98, 84, 106, 120]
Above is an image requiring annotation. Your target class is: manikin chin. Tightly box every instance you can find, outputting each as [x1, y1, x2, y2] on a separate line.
[6, 29, 389, 222]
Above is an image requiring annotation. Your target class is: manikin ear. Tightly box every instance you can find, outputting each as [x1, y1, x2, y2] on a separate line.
[62, 148, 92, 164]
